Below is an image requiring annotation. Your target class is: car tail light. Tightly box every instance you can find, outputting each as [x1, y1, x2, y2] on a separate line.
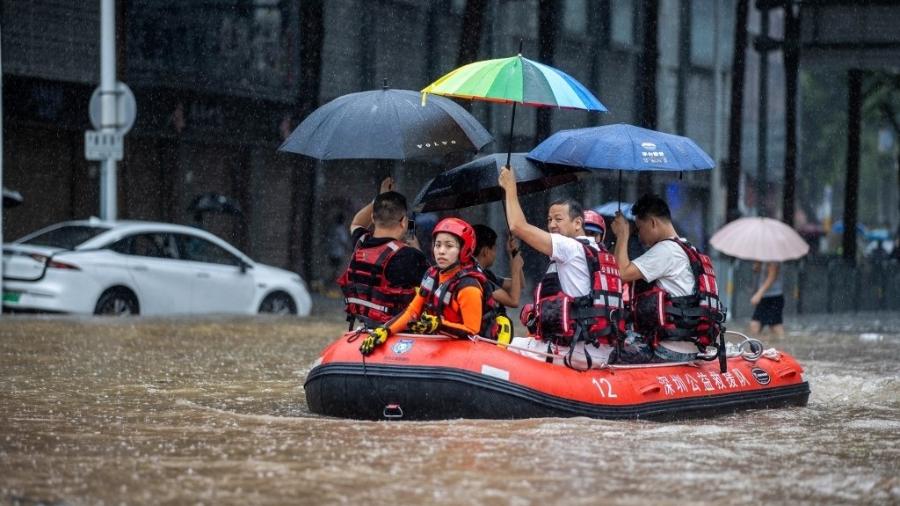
[47, 259, 81, 270]
[28, 253, 80, 270]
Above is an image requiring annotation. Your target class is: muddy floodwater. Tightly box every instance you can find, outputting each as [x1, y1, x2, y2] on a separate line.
[1, 312, 898, 505]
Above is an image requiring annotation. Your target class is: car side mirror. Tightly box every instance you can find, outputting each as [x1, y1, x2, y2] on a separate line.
[240, 260, 252, 274]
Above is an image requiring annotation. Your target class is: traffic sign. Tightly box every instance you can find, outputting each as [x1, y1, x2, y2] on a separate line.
[85, 131, 123, 161]
[89, 81, 137, 134]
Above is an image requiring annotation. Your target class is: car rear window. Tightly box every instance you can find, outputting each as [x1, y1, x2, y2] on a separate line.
[20, 225, 110, 249]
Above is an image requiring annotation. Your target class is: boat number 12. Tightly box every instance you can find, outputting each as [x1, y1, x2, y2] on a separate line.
[591, 378, 617, 398]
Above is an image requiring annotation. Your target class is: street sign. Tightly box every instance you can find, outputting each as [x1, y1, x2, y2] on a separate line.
[89, 81, 137, 134]
[85, 131, 123, 161]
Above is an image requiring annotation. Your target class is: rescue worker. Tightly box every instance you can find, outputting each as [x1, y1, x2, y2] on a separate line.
[338, 177, 427, 329]
[473, 224, 524, 309]
[582, 210, 607, 245]
[360, 217, 500, 355]
[498, 166, 624, 369]
[611, 193, 724, 362]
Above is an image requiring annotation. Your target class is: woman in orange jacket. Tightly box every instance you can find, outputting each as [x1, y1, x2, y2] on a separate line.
[360, 217, 496, 355]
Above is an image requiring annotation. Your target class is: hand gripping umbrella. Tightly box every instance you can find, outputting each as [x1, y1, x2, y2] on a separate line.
[421, 46, 607, 169]
[528, 123, 714, 208]
[279, 82, 492, 161]
[412, 153, 587, 213]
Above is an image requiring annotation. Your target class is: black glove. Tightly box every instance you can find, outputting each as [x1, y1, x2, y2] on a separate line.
[360, 326, 389, 356]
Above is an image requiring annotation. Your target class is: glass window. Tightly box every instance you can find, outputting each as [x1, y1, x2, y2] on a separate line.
[611, 0, 634, 47]
[175, 234, 241, 267]
[122, 233, 179, 259]
[20, 225, 111, 249]
[563, 0, 588, 35]
[691, 0, 715, 67]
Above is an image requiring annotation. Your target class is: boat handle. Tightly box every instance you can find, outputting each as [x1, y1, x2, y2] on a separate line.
[640, 384, 661, 395]
[776, 368, 797, 379]
[383, 403, 404, 419]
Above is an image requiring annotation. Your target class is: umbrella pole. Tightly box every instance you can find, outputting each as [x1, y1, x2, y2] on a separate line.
[505, 102, 518, 169]
[617, 169, 622, 212]
[501, 102, 519, 232]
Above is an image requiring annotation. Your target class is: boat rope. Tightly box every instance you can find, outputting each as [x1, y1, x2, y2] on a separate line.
[723, 330, 766, 361]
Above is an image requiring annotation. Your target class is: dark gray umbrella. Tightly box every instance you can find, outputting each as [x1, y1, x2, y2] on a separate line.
[412, 153, 586, 212]
[278, 84, 493, 160]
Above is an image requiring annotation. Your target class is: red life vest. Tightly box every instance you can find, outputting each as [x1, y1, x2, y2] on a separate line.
[533, 239, 625, 347]
[337, 236, 417, 326]
[418, 265, 501, 339]
[631, 238, 725, 350]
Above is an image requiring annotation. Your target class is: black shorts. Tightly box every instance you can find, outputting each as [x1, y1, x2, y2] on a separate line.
[752, 295, 784, 326]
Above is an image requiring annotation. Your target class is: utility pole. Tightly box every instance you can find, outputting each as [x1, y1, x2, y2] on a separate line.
[1, 19, 4, 284]
[725, 0, 749, 222]
[100, 0, 117, 220]
[754, 3, 771, 217]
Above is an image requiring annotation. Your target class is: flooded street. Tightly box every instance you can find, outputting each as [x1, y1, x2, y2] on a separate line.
[1, 312, 898, 505]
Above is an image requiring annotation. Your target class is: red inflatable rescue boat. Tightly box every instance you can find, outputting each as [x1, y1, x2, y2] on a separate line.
[304, 332, 809, 421]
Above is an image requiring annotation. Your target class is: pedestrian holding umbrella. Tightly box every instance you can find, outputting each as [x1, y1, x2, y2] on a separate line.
[421, 44, 607, 169]
[709, 217, 809, 334]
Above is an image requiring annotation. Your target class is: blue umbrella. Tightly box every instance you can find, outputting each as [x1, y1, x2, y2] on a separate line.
[528, 124, 714, 205]
[594, 201, 634, 220]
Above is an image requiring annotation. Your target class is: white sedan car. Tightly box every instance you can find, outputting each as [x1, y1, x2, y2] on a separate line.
[2, 219, 312, 317]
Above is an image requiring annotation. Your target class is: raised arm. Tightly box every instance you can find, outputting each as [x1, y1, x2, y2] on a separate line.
[498, 166, 552, 256]
[349, 177, 394, 233]
[611, 213, 645, 282]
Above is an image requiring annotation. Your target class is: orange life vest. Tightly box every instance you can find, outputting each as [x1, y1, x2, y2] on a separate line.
[338, 236, 417, 326]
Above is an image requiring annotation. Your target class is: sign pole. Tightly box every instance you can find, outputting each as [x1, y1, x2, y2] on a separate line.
[100, 0, 117, 220]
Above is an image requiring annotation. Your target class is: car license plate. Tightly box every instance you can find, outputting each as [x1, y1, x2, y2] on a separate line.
[3, 291, 21, 303]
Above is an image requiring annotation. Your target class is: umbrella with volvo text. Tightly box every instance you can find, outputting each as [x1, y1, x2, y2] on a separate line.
[279, 82, 492, 161]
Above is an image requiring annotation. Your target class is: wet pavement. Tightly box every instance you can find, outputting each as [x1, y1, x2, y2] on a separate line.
[1, 310, 898, 505]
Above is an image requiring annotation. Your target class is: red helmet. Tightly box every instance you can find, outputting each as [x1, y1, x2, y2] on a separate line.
[432, 217, 476, 264]
[583, 209, 606, 238]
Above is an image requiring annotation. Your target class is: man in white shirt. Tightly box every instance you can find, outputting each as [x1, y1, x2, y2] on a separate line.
[498, 166, 620, 368]
[611, 193, 699, 361]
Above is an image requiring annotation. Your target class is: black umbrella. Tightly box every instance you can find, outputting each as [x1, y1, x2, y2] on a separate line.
[412, 153, 587, 212]
[278, 82, 493, 161]
[187, 193, 243, 224]
[3, 187, 23, 208]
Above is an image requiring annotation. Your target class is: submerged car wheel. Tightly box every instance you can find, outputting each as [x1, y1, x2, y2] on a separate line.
[258, 292, 296, 315]
[94, 288, 139, 316]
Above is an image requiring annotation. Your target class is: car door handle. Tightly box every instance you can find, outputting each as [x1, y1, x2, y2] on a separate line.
[197, 272, 211, 278]
[132, 265, 149, 272]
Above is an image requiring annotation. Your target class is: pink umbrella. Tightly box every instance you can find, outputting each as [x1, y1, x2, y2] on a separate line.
[710, 217, 810, 262]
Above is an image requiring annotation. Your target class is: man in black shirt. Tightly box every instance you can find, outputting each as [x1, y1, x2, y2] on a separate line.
[338, 178, 428, 327]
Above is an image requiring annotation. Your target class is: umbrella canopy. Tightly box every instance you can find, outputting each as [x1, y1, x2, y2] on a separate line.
[421, 55, 606, 111]
[3, 187, 23, 209]
[422, 51, 606, 169]
[594, 201, 634, 220]
[710, 217, 810, 262]
[412, 153, 585, 212]
[278, 86, 492, 160]
[528, 123, 714, 172]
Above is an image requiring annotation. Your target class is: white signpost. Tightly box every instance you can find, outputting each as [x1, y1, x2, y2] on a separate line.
[86, 0, 136, 221]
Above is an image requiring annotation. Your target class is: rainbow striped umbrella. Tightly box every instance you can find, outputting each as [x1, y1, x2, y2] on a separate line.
[421, 55, 606, 111]
[421, 51, 606, 167]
